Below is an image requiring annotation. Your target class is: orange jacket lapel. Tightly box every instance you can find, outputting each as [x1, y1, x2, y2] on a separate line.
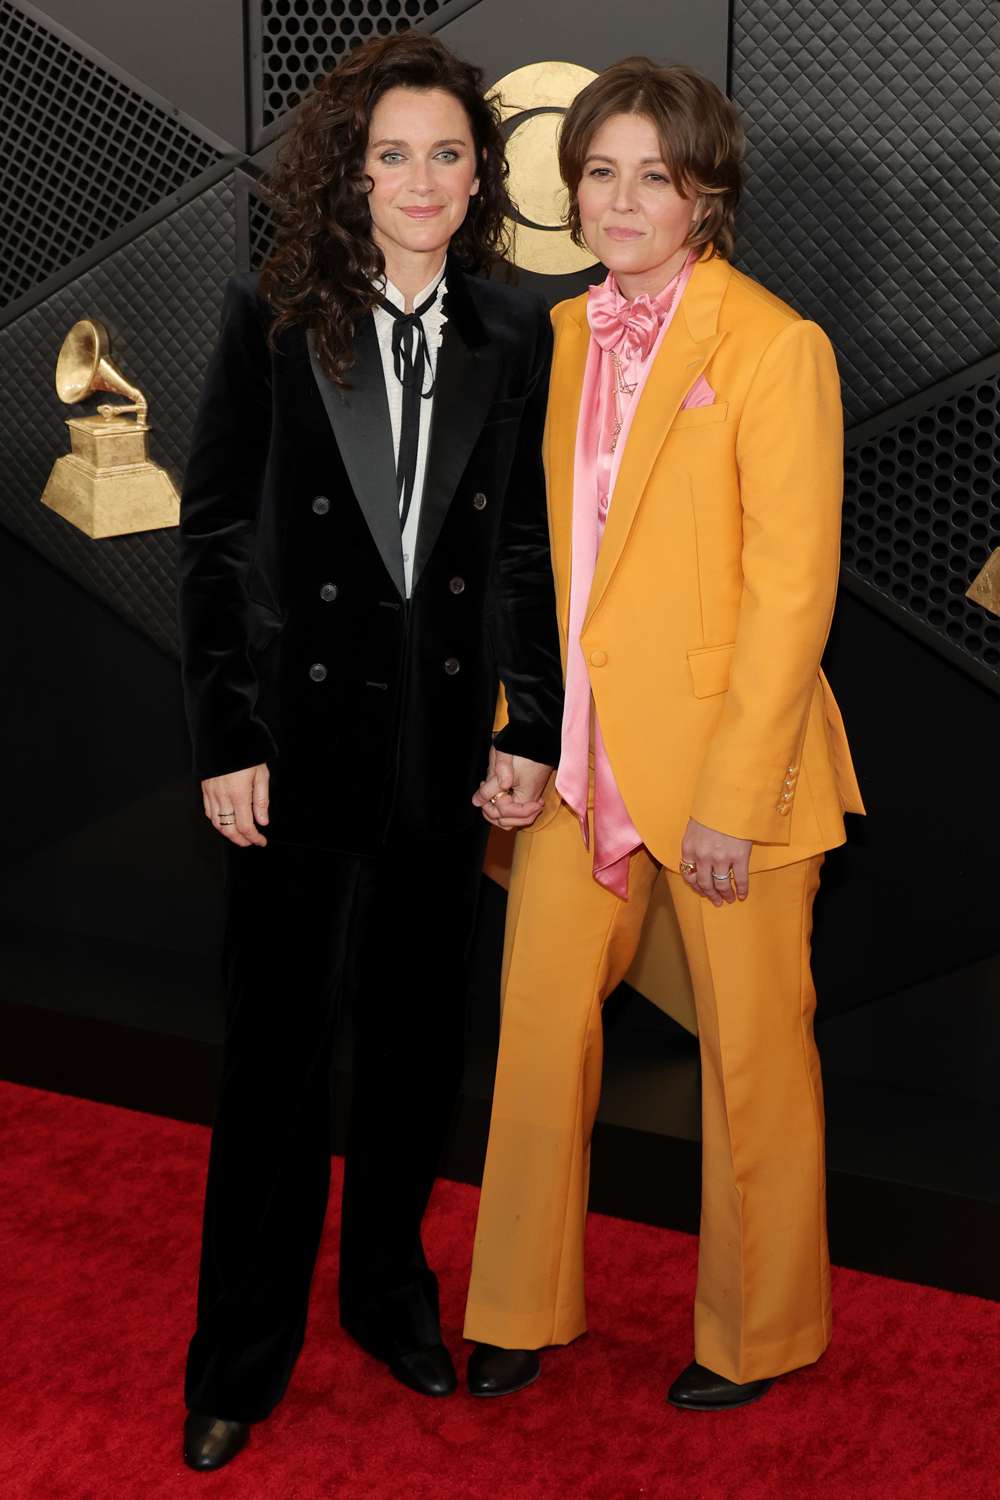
[585, 258, 732, 628]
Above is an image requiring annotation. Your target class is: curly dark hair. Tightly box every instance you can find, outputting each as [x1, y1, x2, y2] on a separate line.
[259, 32, 511, 386]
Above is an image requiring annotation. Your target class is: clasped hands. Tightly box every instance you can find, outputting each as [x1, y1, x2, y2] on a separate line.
[201, 760, 752, 907]
[472, 746, 552, 831]
[200, 748, 554, 847]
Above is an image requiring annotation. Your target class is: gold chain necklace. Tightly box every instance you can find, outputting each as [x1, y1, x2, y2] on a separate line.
[610, 351, 638, 452]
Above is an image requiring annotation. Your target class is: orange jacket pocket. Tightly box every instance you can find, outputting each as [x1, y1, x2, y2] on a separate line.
[687, 642, 735, 698]
[670, 401, 730, 430]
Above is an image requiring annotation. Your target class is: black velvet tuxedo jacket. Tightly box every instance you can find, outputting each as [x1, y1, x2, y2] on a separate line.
[177, 261, 564, 854]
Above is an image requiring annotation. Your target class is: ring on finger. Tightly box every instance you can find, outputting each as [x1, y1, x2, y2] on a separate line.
[711, 868, 735, 883]
[218, 814, 237, 826]
[679, 860, 696, 875]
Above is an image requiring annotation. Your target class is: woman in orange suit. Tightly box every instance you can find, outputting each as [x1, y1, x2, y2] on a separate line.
[463, 58, 864, 1410]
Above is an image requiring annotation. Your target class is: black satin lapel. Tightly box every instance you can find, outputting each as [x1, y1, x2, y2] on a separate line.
[307, 317, 405, 599]
[412, 319, 501, 586]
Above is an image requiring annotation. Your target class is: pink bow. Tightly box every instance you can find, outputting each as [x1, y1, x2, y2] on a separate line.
[586, 284, 662, 362]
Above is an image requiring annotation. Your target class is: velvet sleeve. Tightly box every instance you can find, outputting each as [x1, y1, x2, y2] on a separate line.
[490, 300, 565, 768]
[176, 273, 276, 781]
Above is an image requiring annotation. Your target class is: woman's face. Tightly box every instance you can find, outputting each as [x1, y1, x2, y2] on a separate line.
[365, 87, 480, 274]
[576, 111, 698, 296]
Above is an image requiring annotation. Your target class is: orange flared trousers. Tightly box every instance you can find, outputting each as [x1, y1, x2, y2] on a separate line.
[464, 799, 831, 1384]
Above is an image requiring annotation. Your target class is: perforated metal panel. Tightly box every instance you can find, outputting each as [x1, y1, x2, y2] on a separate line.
[732, 0, 1000, 426]
[0, 0, 223, 310]
[251, 0, 443, 146]
[843, 363, 1000, 678]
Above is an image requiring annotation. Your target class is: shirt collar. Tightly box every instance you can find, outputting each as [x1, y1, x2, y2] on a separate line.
[380, 262, 447, 315]
[605, 261, 686, 315]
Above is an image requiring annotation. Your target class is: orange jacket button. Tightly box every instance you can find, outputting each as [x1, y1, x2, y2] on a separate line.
[590, 649, 608, 667]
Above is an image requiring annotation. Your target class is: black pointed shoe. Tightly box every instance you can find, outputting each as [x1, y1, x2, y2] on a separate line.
[389, 1342, 457, 1397]
[183, 1411, 251, 1471]
[667, 1361, 774, 1411]
[467, 1343, 540, 1397]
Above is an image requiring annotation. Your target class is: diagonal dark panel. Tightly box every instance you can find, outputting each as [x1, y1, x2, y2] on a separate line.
[0, 0, 228, 314]
[732, 0, 1000, 426]
[25, 0, 246, 150]
[0, 176, 236, 655]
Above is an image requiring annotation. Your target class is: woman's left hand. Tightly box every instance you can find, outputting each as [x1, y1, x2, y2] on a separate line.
[679, 818, 752, 905]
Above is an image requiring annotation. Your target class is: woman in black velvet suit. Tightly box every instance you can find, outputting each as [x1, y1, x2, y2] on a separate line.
[176, 33, 562, 1472]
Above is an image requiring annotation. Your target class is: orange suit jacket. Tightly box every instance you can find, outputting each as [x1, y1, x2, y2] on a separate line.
[531, 252, 864, 873]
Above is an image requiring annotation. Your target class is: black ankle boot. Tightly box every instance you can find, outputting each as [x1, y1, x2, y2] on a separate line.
[389, 1343, 457, 1397]
[667, 1361, 774, 1410]
[183, 1411, 251, 1471]
[467, 1343, 540, 1397]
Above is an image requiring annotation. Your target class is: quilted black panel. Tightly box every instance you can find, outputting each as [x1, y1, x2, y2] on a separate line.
[844, 363, 1000, 679]
[0, 0, 223, 310]
[732, 0, 1000, 425]
[0, 177, 236, 656]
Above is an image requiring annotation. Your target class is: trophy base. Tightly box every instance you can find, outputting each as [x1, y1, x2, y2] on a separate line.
[967, 549, 1000, 618]
[41, 453, 179, 539]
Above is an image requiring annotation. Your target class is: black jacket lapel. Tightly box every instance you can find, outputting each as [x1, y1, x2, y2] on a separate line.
[413, 267, 501, 587]
[307, 316, 406, 599]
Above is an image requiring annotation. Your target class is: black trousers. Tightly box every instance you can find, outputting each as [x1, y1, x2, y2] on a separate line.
[184, 818, 489, 1423]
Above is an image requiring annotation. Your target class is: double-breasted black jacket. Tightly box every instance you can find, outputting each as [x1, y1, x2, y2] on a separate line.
[177, 260, 564, 854]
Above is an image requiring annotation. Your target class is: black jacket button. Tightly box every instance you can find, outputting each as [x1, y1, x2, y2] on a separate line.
[311, 495, 331, 515]
[308, 662, 327, 682]
[444, 657, 460, 676]
[319, 582, 339, 602]
[472, 492, 487, 510]
[449, 577, 465, 595]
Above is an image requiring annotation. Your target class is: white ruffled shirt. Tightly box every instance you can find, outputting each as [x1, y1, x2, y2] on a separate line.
[372, 265, 448, 596]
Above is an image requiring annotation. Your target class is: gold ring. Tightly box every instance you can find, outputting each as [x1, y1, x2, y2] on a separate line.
[679, 860, 696, 875]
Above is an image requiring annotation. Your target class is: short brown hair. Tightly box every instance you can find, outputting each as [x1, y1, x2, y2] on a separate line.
[558, 58, 743, 260]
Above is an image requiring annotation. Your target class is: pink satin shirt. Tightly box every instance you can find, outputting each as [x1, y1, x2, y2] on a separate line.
[555, 254, 714, 898]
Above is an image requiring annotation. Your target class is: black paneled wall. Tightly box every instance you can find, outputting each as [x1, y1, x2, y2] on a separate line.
[1, 2, 997, 1219]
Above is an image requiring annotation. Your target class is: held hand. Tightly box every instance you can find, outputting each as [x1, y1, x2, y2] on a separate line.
[202, 763, 269, 848]
[679, 817, 751, 905]
[473, 748, 552, 831]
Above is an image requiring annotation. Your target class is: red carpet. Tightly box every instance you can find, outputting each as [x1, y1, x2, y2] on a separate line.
[1, 1081, 997, 1500]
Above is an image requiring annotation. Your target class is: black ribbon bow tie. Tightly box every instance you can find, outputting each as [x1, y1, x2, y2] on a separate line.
[377, 282, 442, 533]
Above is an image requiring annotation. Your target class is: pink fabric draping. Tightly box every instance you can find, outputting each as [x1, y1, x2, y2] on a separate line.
[555, 254, 710, 899]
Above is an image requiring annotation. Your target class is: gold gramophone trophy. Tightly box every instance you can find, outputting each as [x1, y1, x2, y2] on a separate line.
[967, 550, 1000, 617]
[41, 319, 179, 538]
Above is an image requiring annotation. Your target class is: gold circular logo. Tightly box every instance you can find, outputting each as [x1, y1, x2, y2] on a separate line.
[488, 61, 599, 276]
